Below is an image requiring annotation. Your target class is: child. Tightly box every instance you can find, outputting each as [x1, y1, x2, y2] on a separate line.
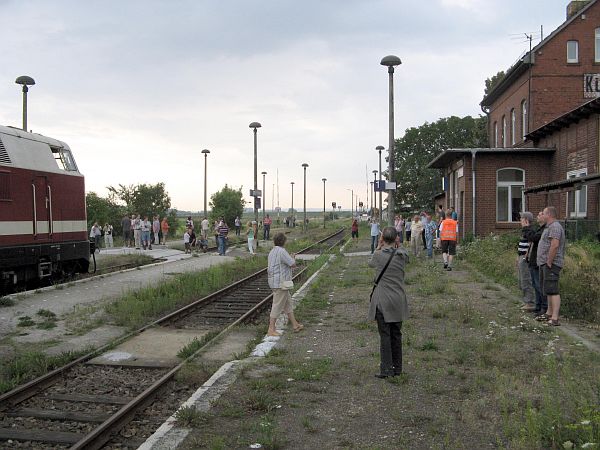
[183, 227, 191, 254]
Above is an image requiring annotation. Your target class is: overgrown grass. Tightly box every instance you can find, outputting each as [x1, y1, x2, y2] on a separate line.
[0, 348, 90, 394]
[93, 253, 154, 272]
[463, 234, 600, 323]
[106, 256, 267, 329]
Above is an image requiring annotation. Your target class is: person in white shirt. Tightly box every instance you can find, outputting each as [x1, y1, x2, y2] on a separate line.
[370, 218, 381, 254]
[103, 223, 114, 248]
[201, 217, 209, 240]
[183, 228, 191, 253]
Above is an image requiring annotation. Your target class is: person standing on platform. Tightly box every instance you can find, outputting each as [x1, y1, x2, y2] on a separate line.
[351, 218, 359, 240]
[263, 214, 273, 240]
[368, 227, 409, 378]
[536, 206, 565, 326]
[410, 215, 424, 257]
[183, 227, 191, 254]
[517, 212, 535, 311]
[141, 216, 152, 250]
[525, 211, 547, 320]
[439, 210, 458, 271]
[201, 216, 209, 240]
[234, 216, 241, 236]
[121, 214, 131, 248]
[424, 213, 437, 258]
[394, 215, 404, 244]
[450, 206, 458, 221]
[246, 221, 255, 254]
[217, 219, 229, 256]
[405, 217, 412, 244]
[267, 232, 303, 336]
[152, 216, 160, 246]
[161, 217, 170, 244]
[90, 222, 101, 252]
[133, 214, 142, 249]
[370, 217, 381, 254]
[103, 223, 114, 248]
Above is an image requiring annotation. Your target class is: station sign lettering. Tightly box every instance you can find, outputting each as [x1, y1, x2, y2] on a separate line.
[584, 74, 600, 98]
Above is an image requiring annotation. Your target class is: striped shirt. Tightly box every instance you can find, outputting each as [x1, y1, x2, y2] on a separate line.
[217, 224, 229, 237]
[518, 238, 529, 256]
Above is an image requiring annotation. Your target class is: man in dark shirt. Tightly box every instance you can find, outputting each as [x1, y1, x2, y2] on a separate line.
[518, 212, 535, 310]
[121, 214, 131, 248]
[523, 211, 547, 318]
[217, 219, 229, 256]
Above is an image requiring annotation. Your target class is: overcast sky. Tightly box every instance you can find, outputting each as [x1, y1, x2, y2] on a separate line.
[0, 0, 568, 211]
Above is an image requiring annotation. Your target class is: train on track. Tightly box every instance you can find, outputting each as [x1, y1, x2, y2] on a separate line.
[0, 124, 90, 293]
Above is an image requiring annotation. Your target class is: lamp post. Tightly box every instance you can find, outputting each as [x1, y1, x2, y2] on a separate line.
[381, 54, 402, 226]
[372, 169, 378, 215]
[261, 171, 267, 222]
[249, 122, 262, 225]
[322, 178, 327, 229]
[346, 188, 353, 218]
[201, 149, 210, 217]
[376, 146, 384, 220]
[302, 163, 309, 231]
[290, 181, 295, 226]
[15, 76, 35, 132]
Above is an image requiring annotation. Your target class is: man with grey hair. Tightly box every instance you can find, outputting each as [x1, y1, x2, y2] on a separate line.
[368, 226, 410, 378]
[518, 212, 535, 310]
[537, 206, 565, 326]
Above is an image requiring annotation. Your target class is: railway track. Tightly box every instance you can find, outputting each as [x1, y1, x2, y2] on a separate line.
[0, 228, 346, 449]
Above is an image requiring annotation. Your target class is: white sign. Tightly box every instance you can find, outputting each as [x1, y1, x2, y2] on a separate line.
[584, 74, 600, 98]
[386, 182, 397, 190]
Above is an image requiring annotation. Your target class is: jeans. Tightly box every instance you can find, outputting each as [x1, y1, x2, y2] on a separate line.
[529, 265, 547, 313]
[235, 226, 240, 236]
[375, 309, 402, 376]
[518, 256, 535, 304]
[264, 225, 270, 240]
[371, 235, 378, 253]
[218, 236, 227, 255]
[425, 233, 433, 257]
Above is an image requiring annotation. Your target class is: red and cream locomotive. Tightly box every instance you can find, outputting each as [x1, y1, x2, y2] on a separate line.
[0, 124, 90, 292]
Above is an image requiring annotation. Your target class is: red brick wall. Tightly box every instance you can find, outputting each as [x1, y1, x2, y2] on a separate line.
[488, 71, 530, 148]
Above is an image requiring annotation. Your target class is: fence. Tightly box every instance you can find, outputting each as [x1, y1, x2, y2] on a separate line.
[561, 219, 600, 241]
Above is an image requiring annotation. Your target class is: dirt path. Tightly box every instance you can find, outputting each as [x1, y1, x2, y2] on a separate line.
[180, 240, 600, 449]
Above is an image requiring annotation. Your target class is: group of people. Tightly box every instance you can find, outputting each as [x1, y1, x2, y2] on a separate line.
[120, 214, 170, 250]
[517, 206, 565, 326]
[366, 207, 459, 271]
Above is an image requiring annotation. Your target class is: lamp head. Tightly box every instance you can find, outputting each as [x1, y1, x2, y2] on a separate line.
[15, 76, 35, 86]
[372, 170, 378, 174]
[249, 122, 262, 129]
[322, 178, 327, 182]
[291, 181, 295, 185]
[201, 149, 210, 155]
[302, 163, 309, 168]
[376, 145, 384, 152]
[380, 55, 402, 67]
[261, 171, 267, 175]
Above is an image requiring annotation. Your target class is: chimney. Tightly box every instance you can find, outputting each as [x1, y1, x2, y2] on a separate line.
[567, 0, 590, 19]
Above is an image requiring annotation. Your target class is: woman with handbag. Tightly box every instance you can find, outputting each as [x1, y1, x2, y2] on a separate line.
[267, 232, 303, 337]
[368, 226, 409, 378]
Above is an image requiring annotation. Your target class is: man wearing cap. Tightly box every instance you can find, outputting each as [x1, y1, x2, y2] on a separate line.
[518, 212, 535, 311]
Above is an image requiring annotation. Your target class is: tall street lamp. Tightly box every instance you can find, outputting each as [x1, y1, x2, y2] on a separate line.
[346, 188, 353, 218]
[15, 76, 35, 132]
[376, 145, 384, 220]
[290, 181, 295, 226]
[322, 178, 327, 229]
[372, 169, 378, 215]
[201, 149, 210, 218]
[302, 163, 309, 231]
[249, 122, 262, 225]
[381, 54, 402, 226]
[261, 171, 267, 222]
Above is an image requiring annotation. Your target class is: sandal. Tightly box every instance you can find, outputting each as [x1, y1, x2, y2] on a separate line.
[546, 319, 560, 326]
[293, 324, 304, 332]
[534, 314, 549, 321]
[267, 331, 281, 337]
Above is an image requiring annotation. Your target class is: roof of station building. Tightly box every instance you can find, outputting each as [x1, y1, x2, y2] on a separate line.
[527, 96, 600, 141]
[427, 148, 555, 169]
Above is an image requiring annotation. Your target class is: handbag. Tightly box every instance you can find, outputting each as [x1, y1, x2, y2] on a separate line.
[278, 249, 294, 290]
[369, 250, 396, 302]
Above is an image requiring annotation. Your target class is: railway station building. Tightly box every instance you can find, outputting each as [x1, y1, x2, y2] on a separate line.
[428, 0, 600, 238]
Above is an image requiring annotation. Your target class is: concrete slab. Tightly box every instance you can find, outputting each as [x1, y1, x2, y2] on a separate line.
[296, 254, 321, 261]
[45, 325, 127, 356]
[88, 327, 211, 367]
[200, 329, 257, 363]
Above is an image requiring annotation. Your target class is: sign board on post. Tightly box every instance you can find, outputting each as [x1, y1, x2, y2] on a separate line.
[249, 189, 262, 197]
[255, 197, 261, 209]
[331, 202, 336, 209]
[374, 180, 386, 192]
[386, 182, 397, 190]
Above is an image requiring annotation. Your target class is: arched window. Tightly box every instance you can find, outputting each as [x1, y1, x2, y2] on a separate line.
[521, 100, 528, 140]
[493, 122, 498, 147]
[511, 109, 516, 146]
[497, 168, 524, 222]
[502, 116, 507, 148]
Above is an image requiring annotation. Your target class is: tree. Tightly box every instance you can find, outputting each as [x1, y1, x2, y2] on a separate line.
[484, 70, 506, 97]
[209, 185, 244, 226]
[107, 182, 171, 218]
[86, 192, 125, 232]
[392, 115, 488, 213]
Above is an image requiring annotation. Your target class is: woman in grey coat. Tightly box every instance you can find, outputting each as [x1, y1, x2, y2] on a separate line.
[368, 226, 409, 378]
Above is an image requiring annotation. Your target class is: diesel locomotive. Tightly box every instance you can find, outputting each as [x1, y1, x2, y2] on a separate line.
[0, 124, 90, 292]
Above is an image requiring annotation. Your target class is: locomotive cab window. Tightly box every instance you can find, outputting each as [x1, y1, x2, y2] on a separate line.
[0, 171, 10, 201]
[52, 147, 79, 172]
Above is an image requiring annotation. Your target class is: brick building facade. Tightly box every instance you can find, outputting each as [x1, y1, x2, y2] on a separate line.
[429, 0, 600, 237]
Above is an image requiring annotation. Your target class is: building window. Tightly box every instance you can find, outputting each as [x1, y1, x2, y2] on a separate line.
[521, 100, 528, 140]
[567, 169, 587, 217]
[596, 29, 600, 62]
[511, 109, 516, 145]
[502, 116, 507, 148]
[493, 122, 498, 147]
[567, 40, 579, 63]
[497, 168, 524, 222]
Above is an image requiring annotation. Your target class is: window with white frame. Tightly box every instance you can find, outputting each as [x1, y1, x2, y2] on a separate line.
[596, 28, 600, 62]
[511, 109, 516, 145]
[521, 100, 528, 140]
[497, 168, 524, 222]
[502, 116, 507, 148]
[567, 40, 579, 63]
[493, 122, 498, 147]
[567, 168, 587, 217]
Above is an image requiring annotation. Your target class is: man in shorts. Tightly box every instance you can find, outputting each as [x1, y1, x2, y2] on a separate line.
[536, 206, 565, 326]
[439, 209, 458, 271]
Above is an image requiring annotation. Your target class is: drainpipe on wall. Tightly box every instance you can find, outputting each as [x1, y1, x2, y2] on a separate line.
[471, 150, 477, 237]
[480, 105, 491, 148]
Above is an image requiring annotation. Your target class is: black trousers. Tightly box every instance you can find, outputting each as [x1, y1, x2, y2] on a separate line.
[375, 309, 403, 376]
